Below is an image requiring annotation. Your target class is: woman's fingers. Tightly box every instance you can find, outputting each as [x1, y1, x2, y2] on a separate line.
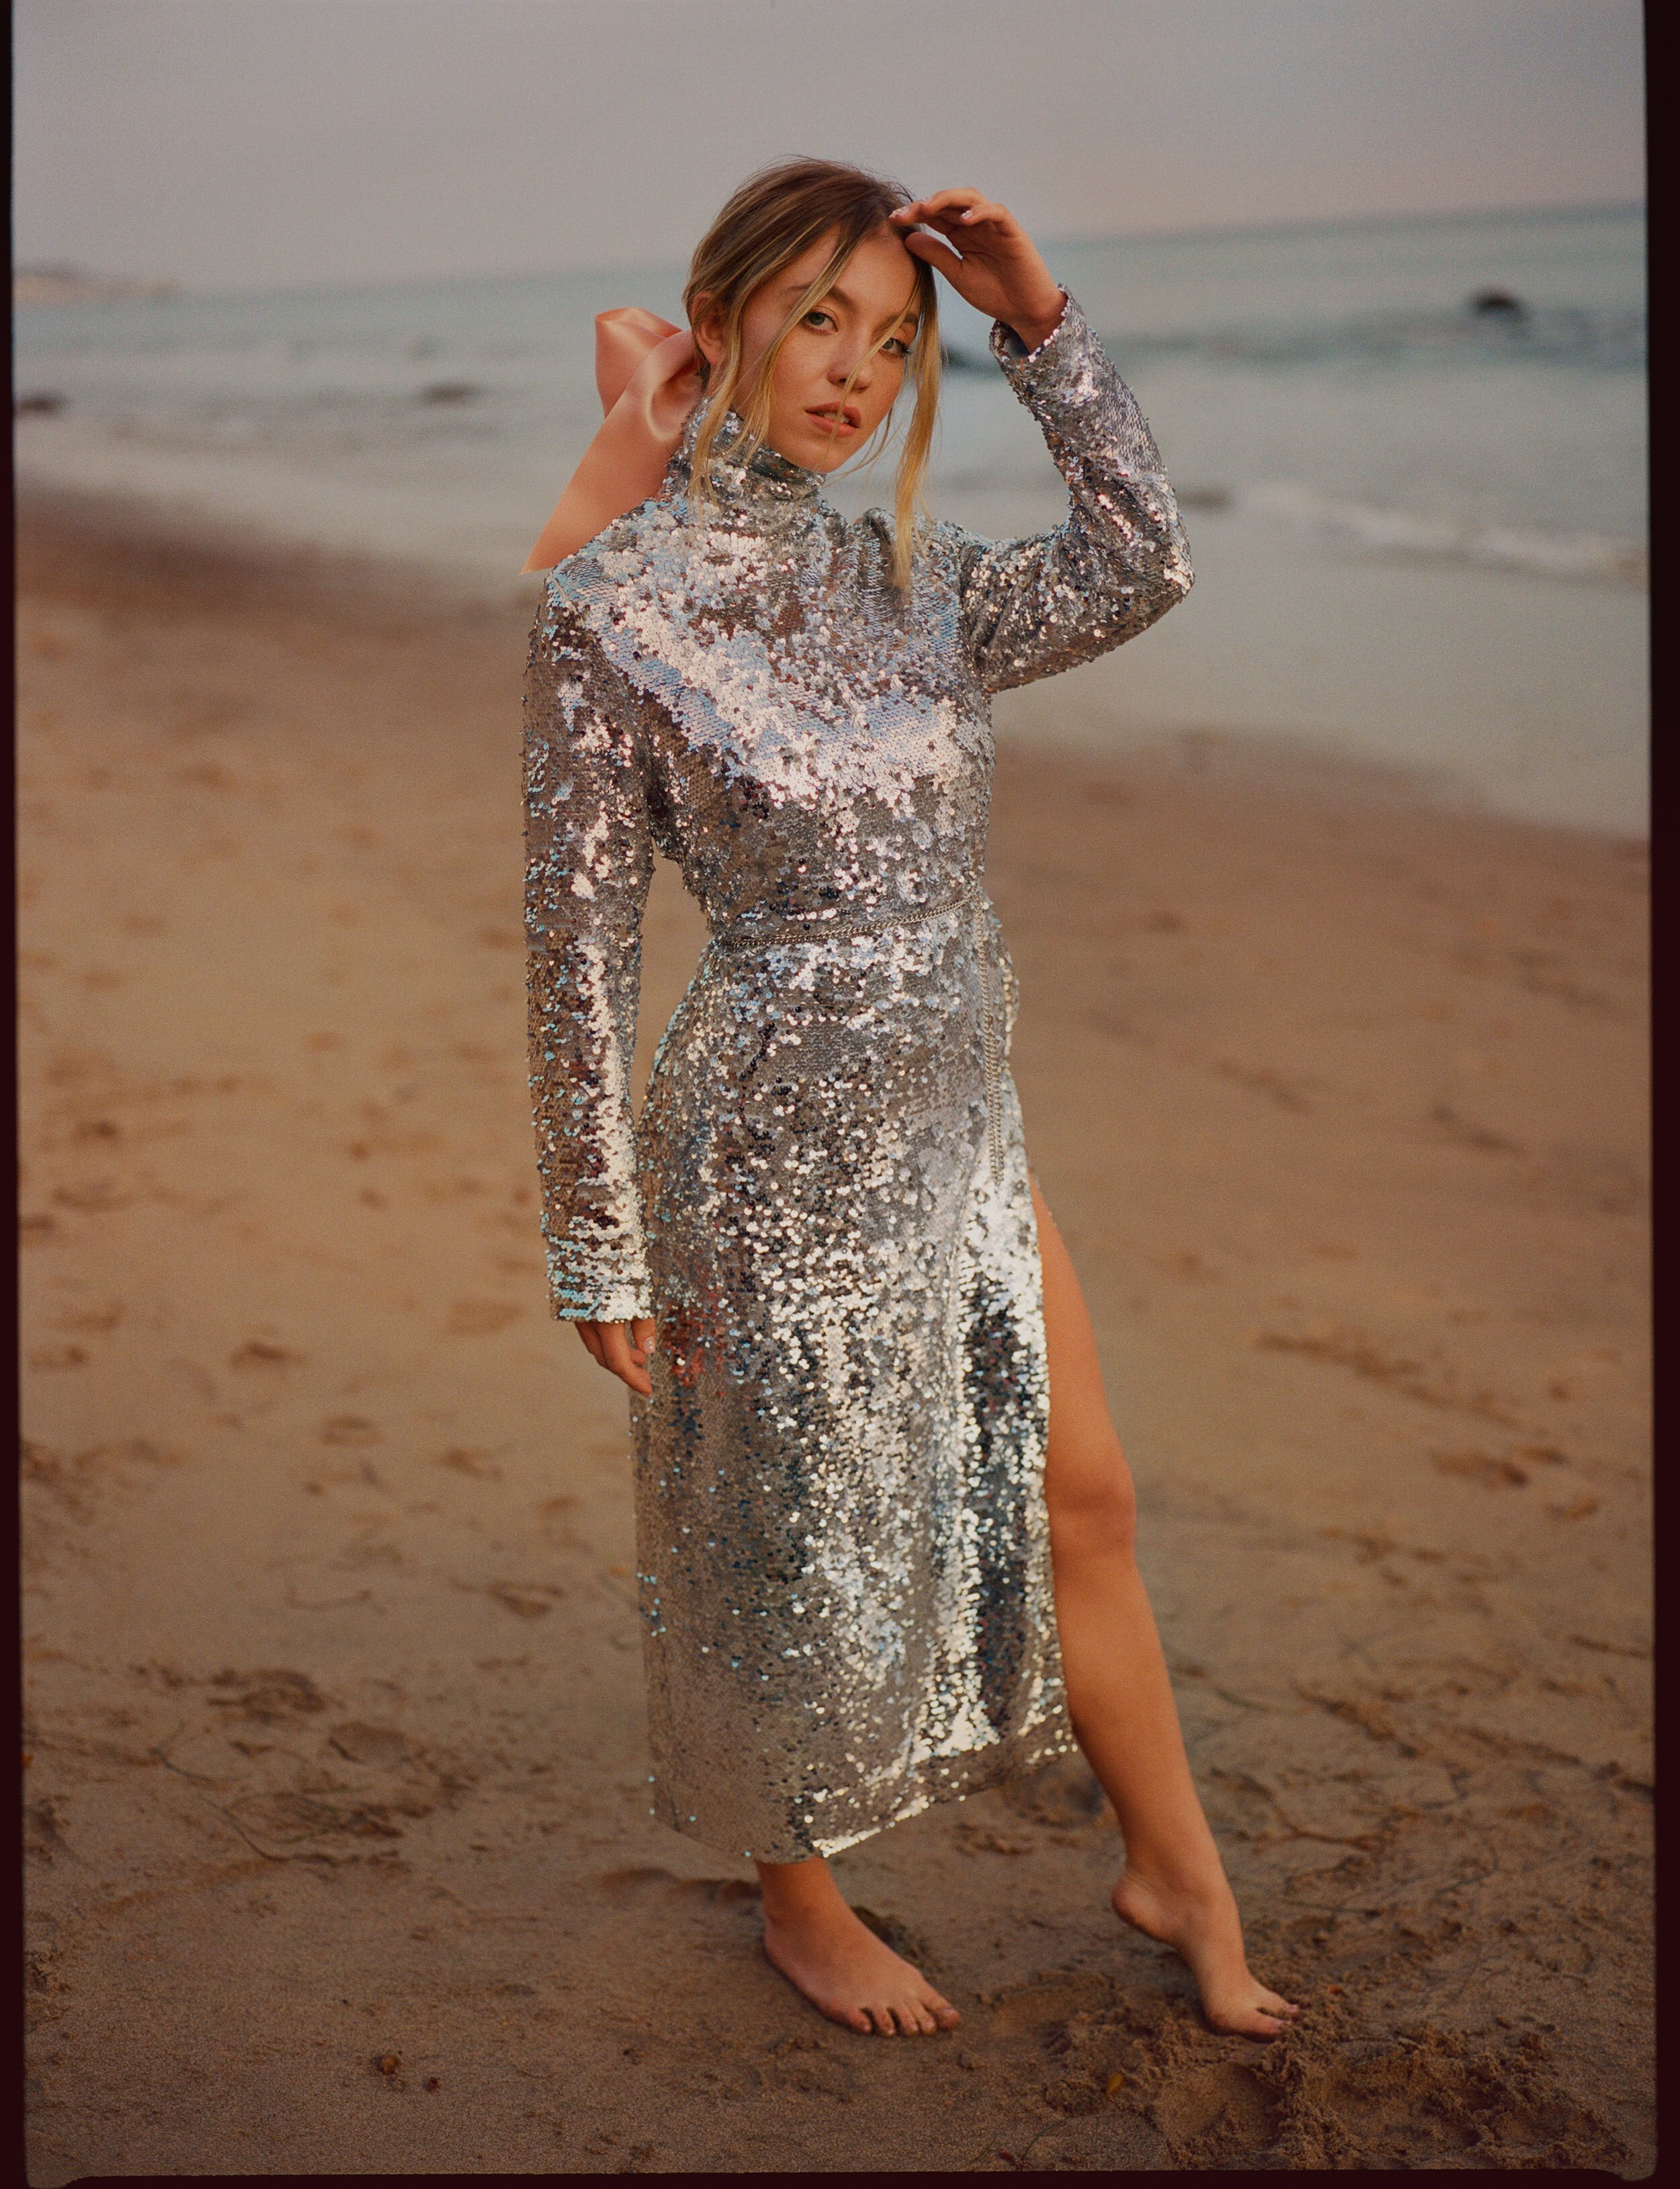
[894, 192, 1012, 237]
[574, 1318, 656, 1394]
[901, 229, 965, 270]
[893, 187, 989, 221]
[897, 192, 1061, 345]
[597, 1321, 654, 1396]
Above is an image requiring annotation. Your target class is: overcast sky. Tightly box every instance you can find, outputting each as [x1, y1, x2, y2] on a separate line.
[14, 0, 1645, 292]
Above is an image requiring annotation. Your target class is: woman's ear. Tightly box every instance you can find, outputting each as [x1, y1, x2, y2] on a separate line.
[689, 292, 724, 372]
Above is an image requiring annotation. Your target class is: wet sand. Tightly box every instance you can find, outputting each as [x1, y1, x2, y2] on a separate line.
[20, 490, 1651, 2175]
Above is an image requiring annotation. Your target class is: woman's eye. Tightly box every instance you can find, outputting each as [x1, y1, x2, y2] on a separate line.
[884, 337, 911, 358]
[804, 309, 836, 331]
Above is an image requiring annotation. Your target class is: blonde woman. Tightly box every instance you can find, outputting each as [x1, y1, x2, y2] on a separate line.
[524, 158, 1296, 2040]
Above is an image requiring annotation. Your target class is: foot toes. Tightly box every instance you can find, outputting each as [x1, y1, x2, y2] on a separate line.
[1224, 2008, 1284, 2038]
[1201, 1986, 1295, 2038]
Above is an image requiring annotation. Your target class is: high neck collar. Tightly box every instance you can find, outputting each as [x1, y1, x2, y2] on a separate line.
[670, 406, 825, 513]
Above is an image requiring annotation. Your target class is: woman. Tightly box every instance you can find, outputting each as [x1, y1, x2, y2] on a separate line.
[524, 158, 1296, 2040]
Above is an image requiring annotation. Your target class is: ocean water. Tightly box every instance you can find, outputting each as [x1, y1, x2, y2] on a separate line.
[15, 203, 1647, 831]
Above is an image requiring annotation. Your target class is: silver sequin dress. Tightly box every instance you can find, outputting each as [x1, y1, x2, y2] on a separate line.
[525, 296, 1191, 1862]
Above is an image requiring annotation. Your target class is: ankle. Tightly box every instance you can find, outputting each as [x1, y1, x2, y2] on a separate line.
[1118, 1846, 1232, 1906]
[755, 1855, 845, 1924]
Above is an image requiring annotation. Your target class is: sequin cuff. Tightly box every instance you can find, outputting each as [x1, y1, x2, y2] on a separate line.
[544, 1261, 653, 1324]
[990, 288, 1072, 365]
[988, 291, 1169, 480]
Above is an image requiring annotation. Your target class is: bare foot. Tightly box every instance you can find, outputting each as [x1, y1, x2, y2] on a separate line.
[759, 1881, 960, 2036]
[1113, 1866, 1300, 2038]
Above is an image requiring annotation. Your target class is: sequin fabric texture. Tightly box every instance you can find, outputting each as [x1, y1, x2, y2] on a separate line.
[524, 296, 1191, 1861]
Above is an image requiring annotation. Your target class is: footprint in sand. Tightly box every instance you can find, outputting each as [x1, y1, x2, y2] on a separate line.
[1546, 1495, 1600, 1522]
[52, 1179, 130, 1212]
[536, 1496, 590, 1551]
[80, 1438, 185, 1477]
[998, 1753, 1111, 1830]
[954, 1822, 1035, 1856]
[597, 1866, 759, 1905]
[1431, 1102, 1525, 1155]
[226, 1788, 411, 1851]
[335, 1538, 403, 1573]
[229, 1341, 306, 1419]
[1143, 2011, 1624, 2168]
[328, 1722, 409, 1767]
[1432, 1450, 1530, 1487]
[437, 1447, 503, 1480]
[26, 1797, 71, 1864]
[208, 1668, 333, 1723]
[303, 1458, 386, 1494]
[28, 1342, 88, 1370]
[321, 1415, 382, 1446]
[986, 1971, 1111, 2039]
[50, 1300, 122, 1333]
[446, 1300, 523, 1335]
[485, 1581, 560, 1619]
[230, 1339, 304, 1371]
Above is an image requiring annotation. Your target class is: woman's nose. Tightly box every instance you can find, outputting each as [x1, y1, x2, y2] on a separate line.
[830, 347, 874, 386]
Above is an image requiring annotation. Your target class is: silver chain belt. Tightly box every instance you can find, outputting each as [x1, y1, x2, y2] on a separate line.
[708, 883, 1007, 1186]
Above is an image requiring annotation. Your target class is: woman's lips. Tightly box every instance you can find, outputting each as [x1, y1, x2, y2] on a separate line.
[807, 405, 860, 436]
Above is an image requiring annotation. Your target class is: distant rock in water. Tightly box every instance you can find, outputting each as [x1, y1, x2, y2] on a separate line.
[14, 265, 179, 305]
[419, 381, 484, 405]
[1174, 485, 1232, 513]
[1469, 288, 1527, 321]
[15, 392, 65, 416]
[939, 344, 993, 374]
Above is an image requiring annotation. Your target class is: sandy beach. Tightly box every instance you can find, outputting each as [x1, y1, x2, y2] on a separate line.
[20, 489, 1651, 2175]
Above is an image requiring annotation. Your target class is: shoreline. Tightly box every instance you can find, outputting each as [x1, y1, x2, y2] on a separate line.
[19, 478, 1649, 845]
[20, 492, 1651, 2175]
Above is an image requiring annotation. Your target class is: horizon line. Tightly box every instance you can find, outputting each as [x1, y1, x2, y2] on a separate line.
[18, 194, 1644, 306]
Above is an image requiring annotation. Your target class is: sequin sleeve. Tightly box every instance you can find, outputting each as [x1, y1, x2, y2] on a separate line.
[523, 591, 657, 1323]
[954, 292, 1193, 693]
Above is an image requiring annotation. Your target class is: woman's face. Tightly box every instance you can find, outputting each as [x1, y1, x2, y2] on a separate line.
[694, 224, 923, 473]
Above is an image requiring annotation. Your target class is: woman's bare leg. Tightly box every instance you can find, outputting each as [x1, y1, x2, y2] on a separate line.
[1032, 1176, 1299, 2038]
[755, 1856, 961, 2036]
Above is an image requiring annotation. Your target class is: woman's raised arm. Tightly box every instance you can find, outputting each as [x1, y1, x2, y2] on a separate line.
[892, 190, 1192, 693]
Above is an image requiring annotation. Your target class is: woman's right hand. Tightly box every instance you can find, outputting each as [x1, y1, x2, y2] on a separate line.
[574, 1318, 656, 1396]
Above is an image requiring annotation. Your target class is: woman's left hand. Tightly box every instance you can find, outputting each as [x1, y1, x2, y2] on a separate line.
[889, 190, 1066, 351]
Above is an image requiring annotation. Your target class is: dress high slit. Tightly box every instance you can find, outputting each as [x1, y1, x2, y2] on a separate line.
[523, 295, 1191, 1860]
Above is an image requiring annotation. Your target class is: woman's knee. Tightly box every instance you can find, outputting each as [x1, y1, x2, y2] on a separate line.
[1046, 1440, 1138, 1559]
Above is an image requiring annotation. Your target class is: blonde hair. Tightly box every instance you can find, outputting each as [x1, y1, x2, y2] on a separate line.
[682, 157, 941, 588]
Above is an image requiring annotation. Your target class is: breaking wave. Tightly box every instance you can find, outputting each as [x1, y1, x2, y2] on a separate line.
[1244, 480, 1647, 589]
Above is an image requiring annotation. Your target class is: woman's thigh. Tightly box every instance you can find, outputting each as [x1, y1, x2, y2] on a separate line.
[1031, 1173, 1138, 1536]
